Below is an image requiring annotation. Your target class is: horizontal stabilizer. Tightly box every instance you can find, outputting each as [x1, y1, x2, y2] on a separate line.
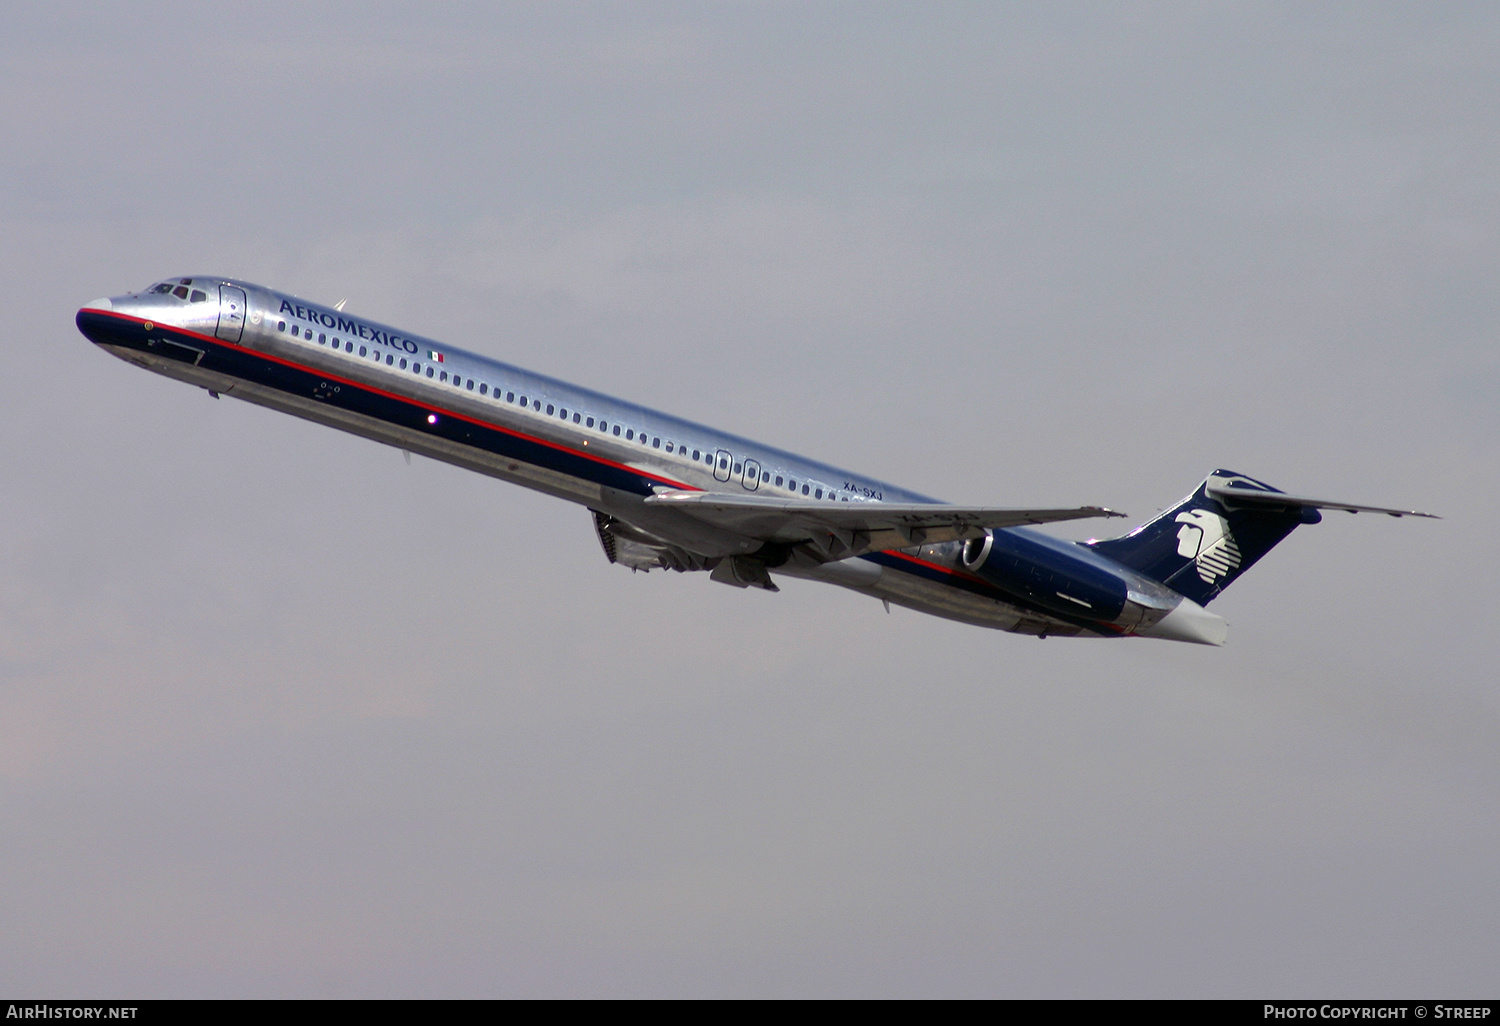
[1206, 481, 1438, 518]
[1088, 469, 1435, 607]
[645, 490, 1123, 559]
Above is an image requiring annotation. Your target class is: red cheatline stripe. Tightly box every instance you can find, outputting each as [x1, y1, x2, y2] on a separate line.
[887, 549, 991, 585]
[84, 309, 1122, 633]
[85, 309, 698, 492]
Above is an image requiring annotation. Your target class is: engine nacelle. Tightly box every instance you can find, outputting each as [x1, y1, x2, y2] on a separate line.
[960, 529, 1128, 622]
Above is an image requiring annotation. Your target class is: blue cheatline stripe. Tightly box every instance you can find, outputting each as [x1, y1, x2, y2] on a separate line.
[79, 309, 1120, 636]
[865, 550, 1121, 636]
[77, 309, 692, 498]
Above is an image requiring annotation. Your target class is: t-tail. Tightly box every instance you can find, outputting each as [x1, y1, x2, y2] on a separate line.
[1085, 469, 1436, 608]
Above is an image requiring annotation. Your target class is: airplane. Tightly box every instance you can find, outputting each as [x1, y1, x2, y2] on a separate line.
[75, 276, 1435, 646]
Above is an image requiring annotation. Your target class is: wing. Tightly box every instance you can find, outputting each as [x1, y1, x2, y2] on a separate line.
[643, 489, 1125, 560]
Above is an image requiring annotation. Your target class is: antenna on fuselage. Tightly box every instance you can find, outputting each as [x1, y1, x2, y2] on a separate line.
[334, 299, 347, 312]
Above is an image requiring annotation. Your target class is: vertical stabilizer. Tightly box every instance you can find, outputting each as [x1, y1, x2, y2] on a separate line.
[1084, 471, 1319, 606]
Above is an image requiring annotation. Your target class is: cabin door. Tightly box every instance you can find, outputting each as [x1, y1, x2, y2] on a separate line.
[216, 285, 247, 343]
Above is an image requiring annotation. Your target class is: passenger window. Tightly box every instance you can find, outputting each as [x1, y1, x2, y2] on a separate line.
[277, 321, 285, 331]
[480, 384, 488, 396]
[319, 333, 326, 344]
[585, 416, 593, 427]
[386, 355, 393, 365]
[733, 463, 741, 474]
[775, 476, 783, 486]
[507, 392, 515, 402]
[359, 346, 367, 357]
[426, 367, 434, 377]
[467, 380, 474, 390]
[400, 358, 407, 369]
[572, 412, 580, 423]
[613, 426, 621, 436]
[652, 438, 661, 449]
[546, 404, 554, 415]
[519, 395, 527, 406]
[626, 429, 634, 440]
[345, 342, 353, 353]
[665, 442, 673, 453]
[815, 489, 822, 499]
[692, 449, 700, 460]
[801, 484, 809, 495]
[558, 408, 566, 418]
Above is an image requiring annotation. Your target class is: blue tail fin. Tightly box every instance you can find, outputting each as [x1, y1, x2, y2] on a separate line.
[1084, 470, 1320, 606]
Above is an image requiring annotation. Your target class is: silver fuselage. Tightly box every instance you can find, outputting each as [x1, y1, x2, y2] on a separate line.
[76, 276, 1220, 642]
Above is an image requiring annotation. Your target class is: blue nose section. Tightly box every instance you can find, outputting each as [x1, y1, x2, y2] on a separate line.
[77, 309, 110, 345]
[76, 299, 134, 347]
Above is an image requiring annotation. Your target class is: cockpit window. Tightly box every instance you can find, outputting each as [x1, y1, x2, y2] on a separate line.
[147, 278, 200, 299]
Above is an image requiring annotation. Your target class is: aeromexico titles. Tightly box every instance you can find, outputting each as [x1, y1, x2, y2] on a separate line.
[76, 277, 1435, 646]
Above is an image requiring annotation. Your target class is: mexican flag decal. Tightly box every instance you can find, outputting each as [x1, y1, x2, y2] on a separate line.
[428, 350, 445, 363]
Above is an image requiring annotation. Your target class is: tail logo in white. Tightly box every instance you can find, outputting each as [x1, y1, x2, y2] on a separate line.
[1175, 509, 1242, 584]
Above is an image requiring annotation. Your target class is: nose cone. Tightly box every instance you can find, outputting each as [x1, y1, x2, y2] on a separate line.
[1137, 596, 1229, 646]
[76, 295, 130, 347]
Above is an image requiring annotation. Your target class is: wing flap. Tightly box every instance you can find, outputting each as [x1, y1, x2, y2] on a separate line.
[643, 490, 1124, 558]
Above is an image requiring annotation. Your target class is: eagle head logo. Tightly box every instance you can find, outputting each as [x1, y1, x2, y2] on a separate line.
[1174, 509, 1242, 583]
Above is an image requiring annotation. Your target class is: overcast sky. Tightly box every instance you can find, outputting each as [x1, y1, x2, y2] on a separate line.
[2, 1, 1496, 997]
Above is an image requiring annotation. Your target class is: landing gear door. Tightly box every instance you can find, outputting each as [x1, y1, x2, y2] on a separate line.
[216, 285, 247, 343]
